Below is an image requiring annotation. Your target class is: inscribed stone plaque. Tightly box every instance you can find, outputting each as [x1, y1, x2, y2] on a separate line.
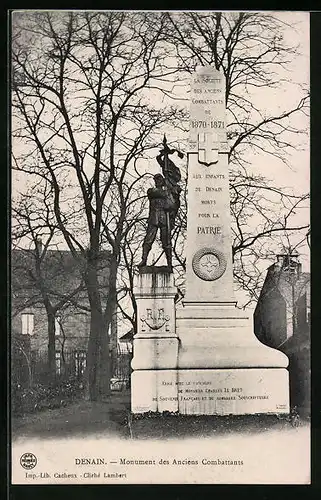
[131, 369, 289, 415]
[189, 67, 228, 156]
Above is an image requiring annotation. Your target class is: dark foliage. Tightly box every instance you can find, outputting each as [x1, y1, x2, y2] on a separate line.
[12, 376, 85, 416]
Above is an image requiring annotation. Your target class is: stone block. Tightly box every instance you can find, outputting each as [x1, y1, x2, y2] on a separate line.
[131, 337, 179, 370]
[131, 368, 289, 415]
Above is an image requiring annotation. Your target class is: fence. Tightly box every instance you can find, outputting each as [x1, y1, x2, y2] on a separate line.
[12, 341, 132, 390]
[111, 343, 132, 390]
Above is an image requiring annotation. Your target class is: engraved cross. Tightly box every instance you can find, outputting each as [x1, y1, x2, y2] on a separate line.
[198, 132, 219, 165]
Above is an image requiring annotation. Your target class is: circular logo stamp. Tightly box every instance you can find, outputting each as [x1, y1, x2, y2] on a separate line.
[192, 247, 227, 281]
[20, 452, 37, 470]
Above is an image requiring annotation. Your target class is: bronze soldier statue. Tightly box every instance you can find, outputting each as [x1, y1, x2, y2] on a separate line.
[138, 136, 183, 271]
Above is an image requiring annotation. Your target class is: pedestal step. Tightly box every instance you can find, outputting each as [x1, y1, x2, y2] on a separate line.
[175, 303, 288, 368]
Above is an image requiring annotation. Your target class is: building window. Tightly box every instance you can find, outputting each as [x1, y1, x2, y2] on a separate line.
[75, 350, 87, 377]
[21, 313, 34, 335]
[55, 351, 61, 375]
[55, 315, 61, 336]
[76, 313, 89, 335]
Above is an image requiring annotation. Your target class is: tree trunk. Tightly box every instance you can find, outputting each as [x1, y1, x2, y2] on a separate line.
[98, 323, 111, 398]
[100, 255, 119, 397]
[85, 260, 110, 401]
[110, 300, 118, 380]
[47, 309, 56, 382]
[87, 307, 104, 400]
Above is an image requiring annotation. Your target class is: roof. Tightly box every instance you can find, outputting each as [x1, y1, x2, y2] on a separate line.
[257, 262, 310, 306]
[119, 329, 134, 342]
[11, 248, 111, 309]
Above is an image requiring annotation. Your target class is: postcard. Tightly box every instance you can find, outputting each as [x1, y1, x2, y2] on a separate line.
[11, 10, 310, 485]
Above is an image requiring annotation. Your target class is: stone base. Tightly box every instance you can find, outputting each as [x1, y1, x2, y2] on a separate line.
[175, 302, 289, 369]
[131, 368, 289, 415]
[131, 336, 179, 370]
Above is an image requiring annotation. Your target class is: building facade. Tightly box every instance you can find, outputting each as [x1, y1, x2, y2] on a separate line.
[11, 244, 111, 386]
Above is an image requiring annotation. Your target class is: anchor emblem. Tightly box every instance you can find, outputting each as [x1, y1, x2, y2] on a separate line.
[140, 308, 170, 332]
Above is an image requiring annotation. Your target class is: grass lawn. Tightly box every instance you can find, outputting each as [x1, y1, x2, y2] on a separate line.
[129, 412, 307, 440]
[12, 388, 309, 441]
[12, 390, 131, 440]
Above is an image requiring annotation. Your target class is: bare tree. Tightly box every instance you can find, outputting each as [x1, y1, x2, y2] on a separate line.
[12, 11, 184, 399]
[12, 187, 92, 379]
[230, 171, 309, 305]
[164, 11, 309, 302]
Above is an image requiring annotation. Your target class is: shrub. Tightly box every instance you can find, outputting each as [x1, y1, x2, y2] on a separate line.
[12, 377, 85, 416]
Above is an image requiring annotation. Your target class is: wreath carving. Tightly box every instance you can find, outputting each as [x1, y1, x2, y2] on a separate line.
[192, 247, 227, 281]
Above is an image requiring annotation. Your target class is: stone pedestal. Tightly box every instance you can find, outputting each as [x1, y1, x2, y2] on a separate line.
[132, 299, 289, 415]
[176, 301, 288, 369]
[131, 267, 179, 411]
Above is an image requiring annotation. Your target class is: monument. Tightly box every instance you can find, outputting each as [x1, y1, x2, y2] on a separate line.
[131, 67, 289, 416]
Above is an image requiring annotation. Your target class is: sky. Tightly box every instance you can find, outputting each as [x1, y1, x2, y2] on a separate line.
[12, 11, 310, 193]
[11, 10, 310, 317]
